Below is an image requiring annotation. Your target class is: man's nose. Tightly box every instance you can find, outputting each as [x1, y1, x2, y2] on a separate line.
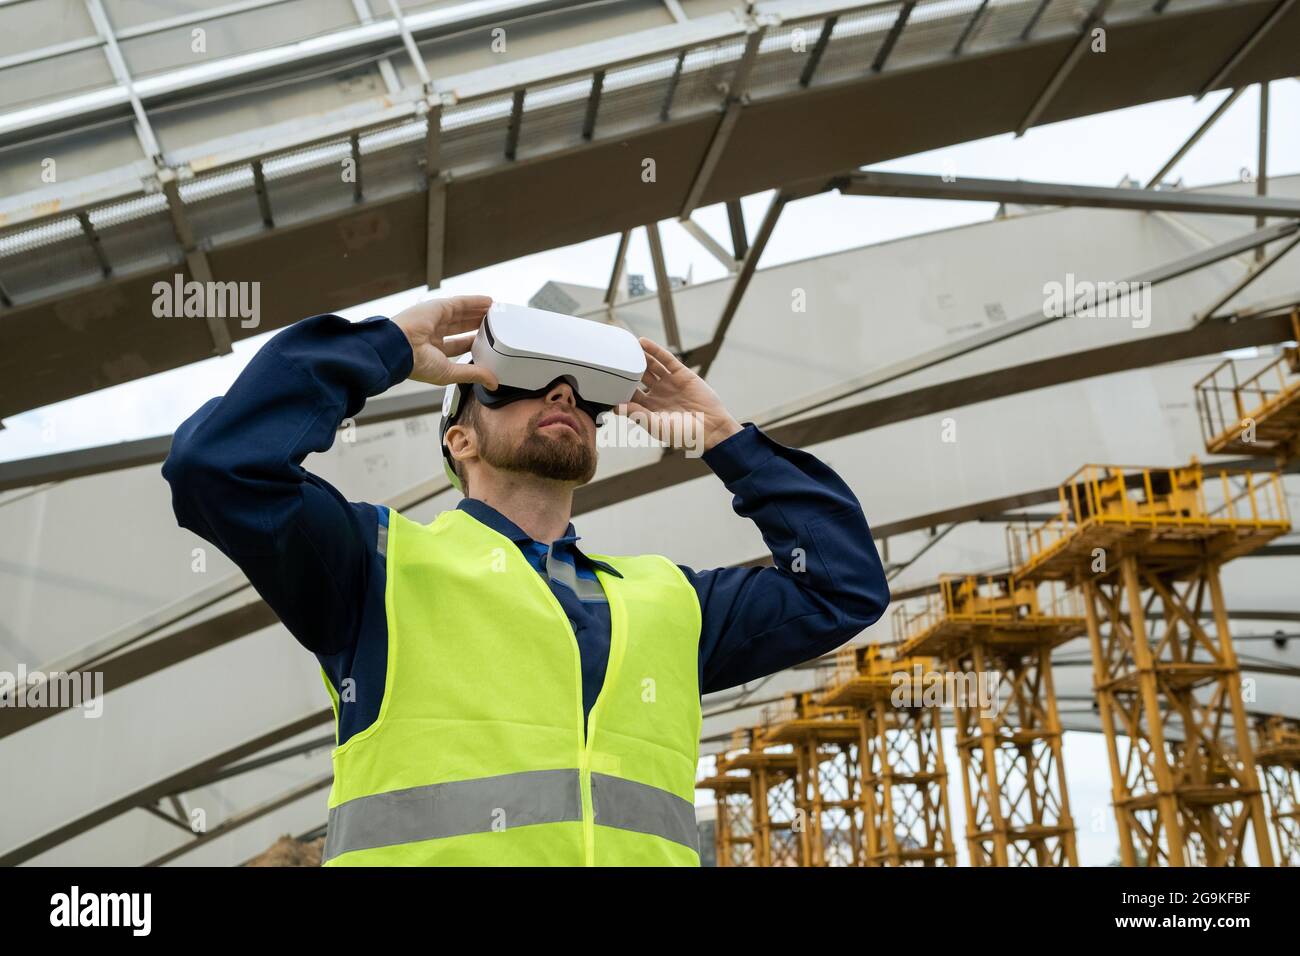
[545, 380, 577, 407]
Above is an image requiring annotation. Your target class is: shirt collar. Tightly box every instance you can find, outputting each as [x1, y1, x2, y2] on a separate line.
[456, 498, 623, 577]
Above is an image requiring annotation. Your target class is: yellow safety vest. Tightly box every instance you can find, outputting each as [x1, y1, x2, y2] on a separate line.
[319, 508, 703, 865]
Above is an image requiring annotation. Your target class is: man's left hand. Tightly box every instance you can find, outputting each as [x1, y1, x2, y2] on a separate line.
[615, 337, 743, 453]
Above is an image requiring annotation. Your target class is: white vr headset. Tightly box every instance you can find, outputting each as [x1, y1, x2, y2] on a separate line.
[438, 302, 647, 492]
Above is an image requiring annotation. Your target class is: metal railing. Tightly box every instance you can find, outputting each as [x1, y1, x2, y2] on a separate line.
[1193, 309, 1300, 454]
[891, 572, 1084, 644]
[1007, 461, 1292, 569]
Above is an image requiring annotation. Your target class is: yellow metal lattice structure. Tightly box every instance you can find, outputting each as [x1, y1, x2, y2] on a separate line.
[703, 726, 802, 867]
[893, 573, 1085, 658]
[1194, 308, 1300, 462]
[892, 573, 1083, 866]
[1008, 461, 1289, 582]
[695, 749, 756, 868]
[816, 646, 958, 866]
[1254, 716, 1300, 866]
[759, 691, 865, 866]
[1012, 461, 1289, 866]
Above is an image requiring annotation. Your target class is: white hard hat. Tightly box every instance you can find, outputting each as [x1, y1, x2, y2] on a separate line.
[439, 354, 474, 494]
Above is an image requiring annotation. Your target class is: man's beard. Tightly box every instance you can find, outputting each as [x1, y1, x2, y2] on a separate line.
[478, 415, 597, 484]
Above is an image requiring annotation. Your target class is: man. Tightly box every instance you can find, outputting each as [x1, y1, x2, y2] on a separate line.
[163, 294, 889, 866]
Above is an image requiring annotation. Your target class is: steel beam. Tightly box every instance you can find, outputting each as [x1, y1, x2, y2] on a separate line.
[144, 774, 333, 867]
[1017, 0, 1115, 136]
[1198, 0, 1296, 97]
[1021, 0, 1054, 40]
[0, 0, 303, 72]
[1145, 87, 1245, 188]
[424, 98, 447, 289]
[385, 0, 433, 91]
[604, 229, 631, 314]
[659, 49, 686, 121]
[83, 0, 163, 163]
[726, 199, 748, 260]
[1198, 231, 1300, 321]
[349, 132, 364, 202]
[251, 160, 274, 227]
[159, 170, 235, 355]
[0, 0, 609, 145]
[842, 170, 1300, 218]
[142, 802, 199, 834]
[693, 188, 789, 378]
[678, 216, 739, 272]
[1257, 81, 1270, 257]
[0, 385, 450, 493]
[755, 219, 1300, 427]
[350, 0, 402, 94]
[799, 15, 837, 87]
[678, 22, 767, 219]
[577, 304, 1300, 513]
[75, 211, 111, 278]
[582, 69, 605, 141]
[645, 221, 683, 350]
[0, 710, 332, 865]
[871, 0, 915, 73]
[505, 88, 525, 161]
[953, 0, 990, 55]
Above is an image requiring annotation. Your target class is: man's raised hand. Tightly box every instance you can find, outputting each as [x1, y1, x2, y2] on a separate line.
[616, 337, 742, 453]
[391, 295, 500, 389]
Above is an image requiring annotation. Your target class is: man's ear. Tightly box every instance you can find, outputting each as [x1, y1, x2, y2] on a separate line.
[445, 422, 478, 466]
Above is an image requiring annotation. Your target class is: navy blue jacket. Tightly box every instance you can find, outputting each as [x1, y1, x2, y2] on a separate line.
[162, 314, 889, 745]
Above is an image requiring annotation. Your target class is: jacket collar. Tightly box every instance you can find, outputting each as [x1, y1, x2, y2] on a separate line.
[456, 498, 623, 578]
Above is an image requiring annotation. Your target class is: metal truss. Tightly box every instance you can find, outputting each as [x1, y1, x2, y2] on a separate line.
[1254, 716, 1300, 865]
[817, 648, 958, 865]
[759, 693, 865, 866]
[1012, 462, 1290, 866]
[6, 0, 1297, 422]
[892, 575, 1082, 865]
[953, 640, 1078, 866]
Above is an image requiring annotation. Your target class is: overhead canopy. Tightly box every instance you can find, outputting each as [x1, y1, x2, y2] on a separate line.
[3, 0, 1300, 419]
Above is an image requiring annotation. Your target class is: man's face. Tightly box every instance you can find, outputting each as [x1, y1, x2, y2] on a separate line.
[471, 380, 599, 485]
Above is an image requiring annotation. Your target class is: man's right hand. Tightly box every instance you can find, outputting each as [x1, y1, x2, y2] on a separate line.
[390, 294, 501, 389]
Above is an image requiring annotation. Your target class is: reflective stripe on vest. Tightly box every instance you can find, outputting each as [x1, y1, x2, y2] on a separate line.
[321, 508, 704, 866]
[321, 769, 699, 862]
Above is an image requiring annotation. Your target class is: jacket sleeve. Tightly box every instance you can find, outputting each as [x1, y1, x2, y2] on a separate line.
[682, 424, 891, 695]
[161, 314, 414, 655]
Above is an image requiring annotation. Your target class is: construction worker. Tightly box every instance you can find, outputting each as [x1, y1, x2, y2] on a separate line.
[162, 294, 889, 866]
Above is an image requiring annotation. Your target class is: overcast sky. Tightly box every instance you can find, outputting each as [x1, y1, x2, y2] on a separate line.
[1, 81, 1296, 465]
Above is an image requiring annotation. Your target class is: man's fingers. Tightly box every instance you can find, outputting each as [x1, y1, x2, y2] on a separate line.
[639, 336, 687, 373]
[444, 361, 498, 390]
[616, 399, 652, 420]
[629, 383, 666, 411]
[431, 295, 492, 333]
[445, 294, 493, 315]
[437, 310, 488, 338]
[643, 351, 672, 382]
[441, 330, 477, 356]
